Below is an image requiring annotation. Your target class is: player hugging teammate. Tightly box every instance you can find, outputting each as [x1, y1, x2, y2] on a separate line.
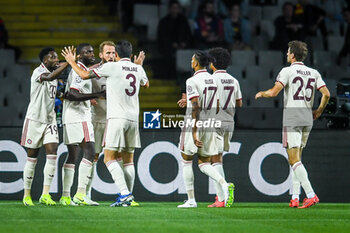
[20, 40, 328, 209]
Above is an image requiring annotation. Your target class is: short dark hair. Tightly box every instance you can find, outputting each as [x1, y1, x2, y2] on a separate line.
[116, 40, 132, 58]
[208, 47, 231, 70]
[288, 40, 308, 61]
[194, 50, 210, 68]
[39, 47, 55, 62]
[77, 43, 92, 55]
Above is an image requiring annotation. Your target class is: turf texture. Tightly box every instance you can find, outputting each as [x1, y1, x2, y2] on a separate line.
[0, 201, 349, 233]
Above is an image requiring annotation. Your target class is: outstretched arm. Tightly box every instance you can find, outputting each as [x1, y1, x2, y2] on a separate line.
[64, 89, 105, 101]
[313, 86, 330, 120]
[61, 46, 97, 80]
[40, 62, 69, 82]
[255, 82, 284, 99]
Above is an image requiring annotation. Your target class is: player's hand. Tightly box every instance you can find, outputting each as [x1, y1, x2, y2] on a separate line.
[177, 98, 186, 108]
[255, 92, 263, 99]
[90, 99, 98, 106]
[312, 109, 322, 120]
[61, 46, 76, 64]
[134, 51, 145, 65]
[193, 138, 203, 148]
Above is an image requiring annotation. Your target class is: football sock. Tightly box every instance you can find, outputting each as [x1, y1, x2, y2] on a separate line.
[199, 162, 225, 183]
[182, 160, 195, 200]
[77, 158, 93, 194]
[199, 162, 227, 202]
[62, 164, 75, 197]
[106, 160, 129, 195]
[213, 162, 225, 202]
[42, 154, 57, 195]
[86, 161, 96, 197]
[292, 169, 300, 200]
[306, 191, 316, 199]
[293, 161, 314, 197]
[123, 163, 135, 192]
[23, 157, 37, 196]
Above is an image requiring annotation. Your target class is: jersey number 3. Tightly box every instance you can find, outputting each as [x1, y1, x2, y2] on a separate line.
[125, 74, 136, 96]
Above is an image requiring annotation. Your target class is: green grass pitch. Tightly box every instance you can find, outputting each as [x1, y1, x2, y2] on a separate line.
[0, 201, 349, 233]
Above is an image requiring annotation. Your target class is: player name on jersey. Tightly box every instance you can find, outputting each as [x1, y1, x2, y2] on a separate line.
[122, 66, 138, 72]
[205, 79, 214, 84]
[296, 70, 311, 76]
[220, 79, 234, 84]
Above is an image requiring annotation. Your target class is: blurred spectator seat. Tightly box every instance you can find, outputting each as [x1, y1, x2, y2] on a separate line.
[252, 36, 269, 50]
[260, 20, 275, 41]
[258, 50, 283, 68]
[133, 4, 159, 26]
[262, 6, 281, 21]
[328, 36, 344, 52]
[247, 6, 262, 34]
[323, 78, 337, 95]
[313, 51, 335, 67]
[326, 20, 341, 36]
[176, 49, 196, 72]
[231, 50, 256, 66]
[0, 49, 15, 67]
[306, 36, 324, 51]
[227, 66, 244, 81]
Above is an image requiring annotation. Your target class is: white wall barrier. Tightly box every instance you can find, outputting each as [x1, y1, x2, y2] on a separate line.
[0, 140, 292, 196]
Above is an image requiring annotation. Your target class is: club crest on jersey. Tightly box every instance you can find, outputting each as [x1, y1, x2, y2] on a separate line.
[143, 110, 161, 129]
[75, 76, 82, 83]
[187, 85, 193, 93]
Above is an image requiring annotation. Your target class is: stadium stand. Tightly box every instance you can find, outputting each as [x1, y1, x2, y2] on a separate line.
[1, 0, 349, 129]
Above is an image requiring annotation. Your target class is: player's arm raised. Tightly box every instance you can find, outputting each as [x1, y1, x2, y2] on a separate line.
[40, 62, 69, 82]
[255, 82, 284, 99]
[61, 46, 97, 80]
[313, 86, 330, 120]
[134, 51, 145, 66]
[191, 97, 203, 148]
[64, 89, 105, 101]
